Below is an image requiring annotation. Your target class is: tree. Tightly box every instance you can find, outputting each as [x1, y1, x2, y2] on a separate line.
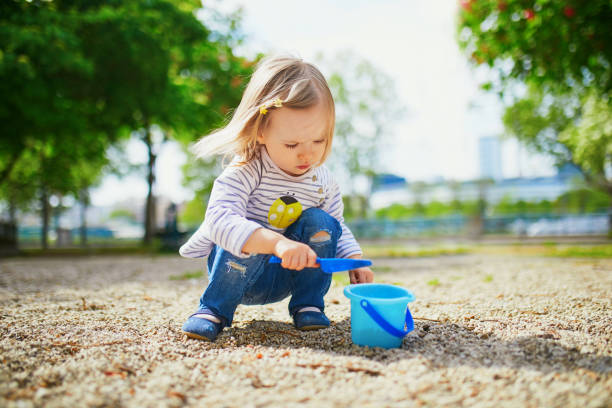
[0, 1, 135, 248]
[0, 1, 92, 184]
[457, 0, 612, 234]
[316, 51, 404, 218]
[0, 0, 101, 248]
[73, 0, 254, 244]
[1, 0, 254, 247]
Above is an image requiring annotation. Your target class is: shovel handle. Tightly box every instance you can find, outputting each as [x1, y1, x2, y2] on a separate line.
[269, 256, 320, 264]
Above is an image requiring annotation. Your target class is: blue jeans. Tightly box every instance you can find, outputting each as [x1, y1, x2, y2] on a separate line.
[195, 208, 341, 326]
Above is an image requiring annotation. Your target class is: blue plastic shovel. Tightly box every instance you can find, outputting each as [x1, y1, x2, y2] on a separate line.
[269, 256, 372, 273]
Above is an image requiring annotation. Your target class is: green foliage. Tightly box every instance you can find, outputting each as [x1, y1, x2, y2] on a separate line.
[375, 200, 482, 219]
[0, 0, 113, 213]
[424, 201, 454, 217]
[109, 209, 137, 221]
[553, 188, 610, 213]
[375, 203, 417, 220]
[180, 152, 222, 224]
[559, 92, 612, 182]
[491, 195, 553, 215]
[501, 86, 612, 194]
[342, 195, 369, 221]
[457, 0, 612, 232]
[457, 0, 612, 93]
[374, 186, 608, 220]
[169, 270, 204, 280]
[177, 195, 206, 229]
[1, 0, 253, 245]
[502, 85, 577, 164]
[375, 193, 608, 220]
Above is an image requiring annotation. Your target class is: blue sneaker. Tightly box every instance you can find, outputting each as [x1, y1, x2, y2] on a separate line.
[182, 313, 224, 341]
[293, 310, 330, 331]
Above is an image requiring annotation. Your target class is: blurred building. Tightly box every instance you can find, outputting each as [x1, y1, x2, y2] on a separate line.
[370, 166, 584, 210]
[478, 136, 503, 180]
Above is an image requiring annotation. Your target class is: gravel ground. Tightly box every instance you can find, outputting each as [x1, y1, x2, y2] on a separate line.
[0, 253, 610, 407]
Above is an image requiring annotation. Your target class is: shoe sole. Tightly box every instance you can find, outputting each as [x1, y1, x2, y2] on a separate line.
[297, 325, 329, 331]
[183, 330, 213, 341]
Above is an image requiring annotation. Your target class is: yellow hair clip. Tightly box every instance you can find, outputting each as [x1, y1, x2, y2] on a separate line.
[259, 98, 284, 115]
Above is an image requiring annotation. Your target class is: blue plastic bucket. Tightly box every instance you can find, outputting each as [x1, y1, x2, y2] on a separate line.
[343, 283, 415, 349]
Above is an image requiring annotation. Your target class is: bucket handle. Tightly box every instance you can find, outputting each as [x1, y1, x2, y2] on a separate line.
[360, 299, 414, 338]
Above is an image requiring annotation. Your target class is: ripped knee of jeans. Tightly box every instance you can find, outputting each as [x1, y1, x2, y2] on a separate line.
[310, 230, 331, 243]
[226, 260, 247, 277]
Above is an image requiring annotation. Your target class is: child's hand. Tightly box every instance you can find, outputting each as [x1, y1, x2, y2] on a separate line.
[349, 266, 374, 284]
[274, 238, 319, 270]
[346, 254, 374, 284]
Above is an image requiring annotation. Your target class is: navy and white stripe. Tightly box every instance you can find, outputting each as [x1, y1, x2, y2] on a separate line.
[179, 147, 362, 259]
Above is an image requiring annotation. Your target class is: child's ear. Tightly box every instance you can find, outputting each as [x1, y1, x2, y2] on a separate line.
[256, 132, 265, 144]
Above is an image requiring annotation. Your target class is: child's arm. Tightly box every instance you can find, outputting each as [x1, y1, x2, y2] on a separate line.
[242, 228, 319, 271]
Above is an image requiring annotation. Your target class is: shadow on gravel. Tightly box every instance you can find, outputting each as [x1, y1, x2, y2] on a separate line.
[215, 318, 612, 375]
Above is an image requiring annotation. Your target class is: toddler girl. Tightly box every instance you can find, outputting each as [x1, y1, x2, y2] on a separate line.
[179, 55, 374, 341]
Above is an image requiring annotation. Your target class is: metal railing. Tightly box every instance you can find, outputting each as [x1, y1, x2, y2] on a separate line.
[348, 213, 609, 238]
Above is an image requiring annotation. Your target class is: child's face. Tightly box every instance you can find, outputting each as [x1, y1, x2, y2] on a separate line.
[257, 102, 329, 176]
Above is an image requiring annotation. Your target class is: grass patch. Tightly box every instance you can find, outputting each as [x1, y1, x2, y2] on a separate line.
[169, 270, 204, 280]
[483, 274, 493, 282]
[372, 265, 394, 273]
[362, 246, 471, 258]
[378, 280, 408, 286]
[549, 245, 612, 258]
[332, 273, 351, 286]
[427, 278, 440, 286]
[473, 243, 612, 258]
[19, 245, 159, 257]
[16, 240, 168, 258]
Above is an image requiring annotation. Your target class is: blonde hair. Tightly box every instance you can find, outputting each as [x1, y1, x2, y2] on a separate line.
[192, 55, 335, 165]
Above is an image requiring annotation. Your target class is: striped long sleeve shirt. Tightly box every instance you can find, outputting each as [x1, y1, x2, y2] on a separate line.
[179, 147, 362, 259]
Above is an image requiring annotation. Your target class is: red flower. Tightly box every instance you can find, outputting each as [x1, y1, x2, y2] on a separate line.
[563, 6, 575, 18]
[460, 0, 472, 11]
[524, 9, 535, 20]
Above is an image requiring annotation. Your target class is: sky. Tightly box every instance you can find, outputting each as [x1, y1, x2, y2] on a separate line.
[90, 0, 556, 207]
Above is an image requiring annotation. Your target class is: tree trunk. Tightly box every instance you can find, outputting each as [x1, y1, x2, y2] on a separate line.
[79, 188, 88, 248]
[608, 201, 612, 239]
[472, 180, 489, 237]
[143, 126, 157, 245]
[0, 146, 24, 187]
[0, 199, 18, 255]
[10, 199, 17, 251]
[8, 199, 17, 226]
[41, 187, 49, 250]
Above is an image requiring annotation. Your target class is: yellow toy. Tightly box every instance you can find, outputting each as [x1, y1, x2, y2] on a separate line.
[268, 195, 302, 228]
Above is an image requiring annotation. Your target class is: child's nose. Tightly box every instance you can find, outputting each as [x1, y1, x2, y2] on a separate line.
[298, 146, 313, 161]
